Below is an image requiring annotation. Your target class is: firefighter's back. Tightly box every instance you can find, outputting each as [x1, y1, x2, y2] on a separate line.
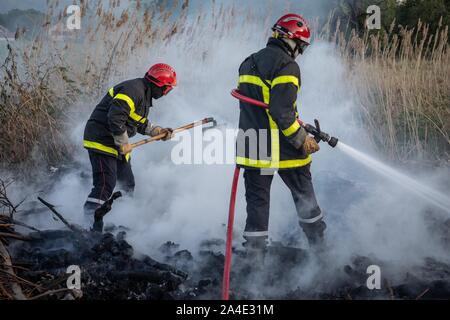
[236, 38, 309, 170]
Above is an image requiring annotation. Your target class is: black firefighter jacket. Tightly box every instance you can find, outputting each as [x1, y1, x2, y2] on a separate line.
[83, 78, 153, 160]
[236, 37, 311, 170]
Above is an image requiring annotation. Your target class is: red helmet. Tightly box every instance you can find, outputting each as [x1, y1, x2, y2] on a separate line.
[145, 63, 177, 95]
[272, 13, 311, 45]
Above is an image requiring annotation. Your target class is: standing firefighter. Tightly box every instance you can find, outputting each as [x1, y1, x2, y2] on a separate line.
[83, 63, 177, 218]
[236, 14, 326, 256]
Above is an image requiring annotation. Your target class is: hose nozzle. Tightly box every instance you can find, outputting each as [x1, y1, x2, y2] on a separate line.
[304, 120, 339, 148]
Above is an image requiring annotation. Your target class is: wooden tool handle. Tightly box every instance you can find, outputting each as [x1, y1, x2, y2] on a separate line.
[130, 117, 215, 149]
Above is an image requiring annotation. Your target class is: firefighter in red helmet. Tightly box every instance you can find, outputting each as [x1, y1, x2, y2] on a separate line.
[236, 14, 326, 258]
[83, 63, 177, 218]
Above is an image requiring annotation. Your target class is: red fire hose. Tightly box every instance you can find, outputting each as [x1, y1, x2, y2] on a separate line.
[222, 166, 241, 300]
[231, 89, 305, 126]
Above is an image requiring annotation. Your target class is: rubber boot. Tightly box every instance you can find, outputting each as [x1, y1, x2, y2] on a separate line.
[300, 220, 327, 254]
[92, 216, 104, 233]
[242, 236, 268, 269]
[83, 202, 98, 227]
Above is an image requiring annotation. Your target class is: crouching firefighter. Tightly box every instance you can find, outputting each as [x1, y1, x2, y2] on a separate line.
[83, 63, 177, 219]
[236, 14, 326, 258]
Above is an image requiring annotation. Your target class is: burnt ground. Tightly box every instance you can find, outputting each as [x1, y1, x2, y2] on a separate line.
[1, 168, 450, 300]
[5, 223, 450, 300]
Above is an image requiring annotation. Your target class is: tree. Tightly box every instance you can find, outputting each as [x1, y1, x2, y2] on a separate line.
[396, 0, 450, 30]
[332, 0, 397, 33]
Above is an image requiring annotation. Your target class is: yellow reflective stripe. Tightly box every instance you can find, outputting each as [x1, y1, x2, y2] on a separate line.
[236, 75, 279, 163]
[239, 75, 271, 104]
[262, 87, 270, 104]
[114, 93, 135, 109]
[278, 156, 312, 168]
[125, 153, 131, 162]
[109, 87, 114, 97]
[113, 93, 147, 124]
[239, 75, 271, 87]
[83, 140, 118, 156]
[271, 75, 299, 88]
[282, 120, 301, 137]
[236, 155, 312, 169]
[266, 110, 280, 165]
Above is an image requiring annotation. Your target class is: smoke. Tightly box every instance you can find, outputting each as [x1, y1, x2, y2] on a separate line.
[6, 0, 450, 296]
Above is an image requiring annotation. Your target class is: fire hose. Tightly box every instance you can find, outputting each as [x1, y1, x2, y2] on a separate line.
[222, 89, 339, 300]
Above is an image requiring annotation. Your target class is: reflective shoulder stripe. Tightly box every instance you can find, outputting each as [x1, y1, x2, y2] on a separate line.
[83, 140, 118, 157]
[114, 93, 135, 109]
[271, 75, 299, 88]
[113, 93, 147, 124]
[239, 75, 271, 87]
[239, 75, 271, 104]
[109, 87, 114, 97]
[239, 75, 298, 88]
[282, 120, 301, 137]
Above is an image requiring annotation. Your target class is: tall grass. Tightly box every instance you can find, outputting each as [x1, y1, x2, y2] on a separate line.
[0, 43, 76, 168]
[0, 0, 190, 170]
[0, 0, 259, 172]
[0, 1, 449, 171]
[322, 18, 450, 164]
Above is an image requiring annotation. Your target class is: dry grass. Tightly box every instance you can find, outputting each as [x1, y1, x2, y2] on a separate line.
[0, 0, 190, 170]
[320, 17, 450, 164]
[0, 44, 76, 168]
[0, 2, 449, 171]
[0, 0, 251, 172]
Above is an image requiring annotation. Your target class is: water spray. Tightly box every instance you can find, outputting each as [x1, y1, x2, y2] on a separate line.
[337, 142, 450, 213]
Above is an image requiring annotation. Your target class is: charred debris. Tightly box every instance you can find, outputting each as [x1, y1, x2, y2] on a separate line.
[1, 179, 450, 300]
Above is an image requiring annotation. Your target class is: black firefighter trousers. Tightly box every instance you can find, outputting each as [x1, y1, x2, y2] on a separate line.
[243, 165, 326, 249]
[84, 151, 135, 216]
